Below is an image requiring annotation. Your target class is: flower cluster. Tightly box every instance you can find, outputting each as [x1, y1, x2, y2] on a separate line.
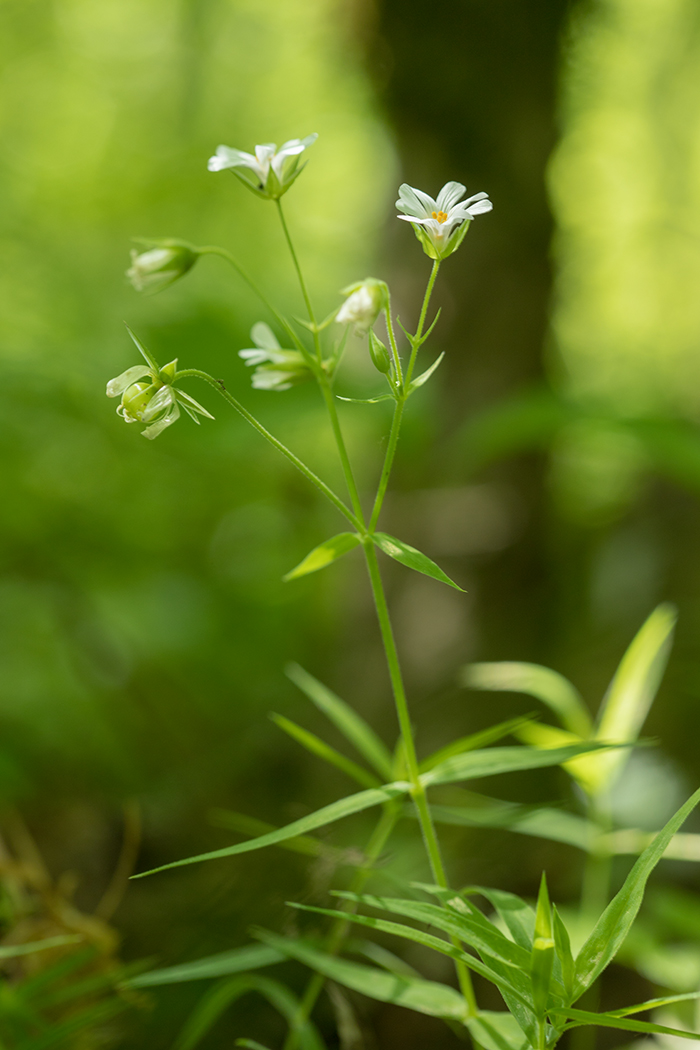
[208, 135, 318, 199]
[239, 323, 310, 391]
[396, 181, 492, 259]
[107, 329, 213, 439]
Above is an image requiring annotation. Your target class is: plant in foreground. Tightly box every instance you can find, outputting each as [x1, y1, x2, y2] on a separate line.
[107, 134, 700, 1050]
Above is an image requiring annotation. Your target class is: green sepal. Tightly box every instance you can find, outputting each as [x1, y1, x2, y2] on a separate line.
[372, 532, 464, 590]
[284, 532, 361, 581]
[369, 330, 392, 374]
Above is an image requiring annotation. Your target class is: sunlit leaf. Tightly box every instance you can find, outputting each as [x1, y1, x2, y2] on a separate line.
[552, 1006, 700, 1040]
[552, 906, 574, 1003]
[419, 716, 535, 773]
[270, 713, 380, 788]
[253, 929, 469, 1021]
[421, 742, 616, 788]
[127, 944, 284, 988]
[467, 1011, 529, 1050]
[372, 532, 463, 590]
[427, 798, 594, 850]
[462, 662, 592, 738]
[573, 785, 700, 998]
[131, 782, 410, 878]
[208, 810, 356, 863]
[284, 532, 361, 581]
[408, 352, 445, 392]
[286, 664, 394, 780]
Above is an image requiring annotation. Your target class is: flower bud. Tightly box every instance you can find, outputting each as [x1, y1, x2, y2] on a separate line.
[127, 241, 198, 294]
[368, 330, 391, 374]
[335, 278, 386, 336]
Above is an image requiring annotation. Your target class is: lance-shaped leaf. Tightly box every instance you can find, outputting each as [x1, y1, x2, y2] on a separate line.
[551, 1006, 700, 1041]
[467, 1011, 528, 1050]
[419, 716, 535, 773]
[462, 662, 591, 738]
[373, 532, 464, 590]
[173, 973, 324, 1050]
[286, 664, 393, 780]
[427, 797, 595, 851]
[288, 901, 530, 1007]
[0, 935, 81, 960]
[208, 809, 361, 864]
[421, 742, 617, 788]
[408, 352, 445, 392]
[284, 532, 361, 581]
[463, 887, 535, 951]
[573, 785, 700, 998]
[530, 875, 554, 1017]
[254, 929, 469, 1022]
[270, 713, 380, 789]
[126, 944, 285, 988]
[552, 906, 575, 1003]
[237, 1042, 272, 1050]
[131, 782, 410, 878]
[590, 602, 677, 794]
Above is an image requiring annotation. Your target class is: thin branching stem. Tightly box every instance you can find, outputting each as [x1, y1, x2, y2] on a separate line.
[405, 258, 440, 385]
[174, 369, 361, 530]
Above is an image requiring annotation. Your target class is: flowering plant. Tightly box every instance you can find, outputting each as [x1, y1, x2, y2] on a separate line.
[112, 134, 700, 1050]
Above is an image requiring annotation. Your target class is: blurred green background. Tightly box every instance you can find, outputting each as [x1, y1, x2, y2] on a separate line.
[2, 0, 700, 1046]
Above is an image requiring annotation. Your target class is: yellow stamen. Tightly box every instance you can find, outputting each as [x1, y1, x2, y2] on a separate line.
[431, 210, 448, 223]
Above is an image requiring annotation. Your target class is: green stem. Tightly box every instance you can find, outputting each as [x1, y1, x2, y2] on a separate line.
[198, 246, 307, 357]
[383, 293, 404, 388]
[282, 802, 400, 1050]
[405, 259, 440, 385]
[275, 201, 323, 364]
[175, 369, 360, 530]
[369, 400, 404, 532]
[362, 540, 477, 1015]
[319, 376, 365, 524]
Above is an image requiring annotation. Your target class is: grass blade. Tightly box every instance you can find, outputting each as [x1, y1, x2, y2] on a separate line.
[419, 716, 535, 773]
[552, 1006, 700, 1040]
[461, 662, 592, 737]
[573, 785, 700, 998]
[286, 664, 393, 780]
[270, 713, 380, 788]
[253, 929, 469, 1022]
[131, 783, 409, 878]
[127, 944, 285, 988]
[427, 798, 594, 850]
[208, 810, 358, 863]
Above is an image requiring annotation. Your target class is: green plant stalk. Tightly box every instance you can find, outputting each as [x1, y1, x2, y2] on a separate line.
[368, 400, 404, 532]
[405, 259, 440, 385]
[275, 201, 322, 363]
[174, 370, 360, 531]
[383, 292, 404, 387]
[282, 801, 400, 1050]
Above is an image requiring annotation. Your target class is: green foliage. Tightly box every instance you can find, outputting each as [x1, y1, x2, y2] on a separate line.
[372, 532, 464, 590]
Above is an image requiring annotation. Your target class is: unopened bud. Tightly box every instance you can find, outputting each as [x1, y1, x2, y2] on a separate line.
[336, 278, 386, 336]
[368, 330, 391, 374]
[127, 241, 198, 294]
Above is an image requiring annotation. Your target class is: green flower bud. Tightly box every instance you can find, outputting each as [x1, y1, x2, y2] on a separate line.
[368, 330, 391, 374]
[336, 278, 387, 335]
[127, 241, 198, 294]
[120, 381, 157, 422]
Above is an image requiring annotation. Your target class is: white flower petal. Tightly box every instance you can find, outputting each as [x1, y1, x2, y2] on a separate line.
[251, 321, 281, 350]
[141, 402, 180, 439]
[239, 349, 271, 366]
[106, 364, 152, 398]
[436, 181, 466, 211]
[467, 199, 493, 216]
[395, 183, 437, 218]
[141, 384, 174, 421]
[464, 191, 489, 205]
[251, 370, 293, 391]
[207, 145, 259, 173]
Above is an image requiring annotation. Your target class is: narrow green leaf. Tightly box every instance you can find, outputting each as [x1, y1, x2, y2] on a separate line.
[0, 935, 81, 960]
[461, 662, 592, 738]
[552, 906, 574, 1003]
[530, 874, 554, 1016]
[125, 323, 159, 371]
[286, 664, 394, 780]
[350, 939, 421, 978]
[419, 716, 535, 773]
[208, 810, 357, 863]
[131, 782, 410, 878]
[284, 533, 361, 581]
[173, 974, 324, 1050]
[408, 352, 445, 392]
[610, 991, 700, 1017]
[464, 887, 535, 951]
[288, 901, 529, 1005]
[336, 394, 395, 404]
[236, 1041, 273, 1050]
[254, 930, 469, 1022]
[270, 713, 380, 789]
[467, 1011, 528, 1050]
[421, 742, 616, 788]
[126, 944, 285, 988]
[551, 1006, 700, 1040]
[592, 603, 677, 793]
[373, 532, 464, 591]
[427, 798, 595, 850]
[573, 785, 700, 998]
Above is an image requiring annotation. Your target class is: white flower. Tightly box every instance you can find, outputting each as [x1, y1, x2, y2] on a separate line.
[207, 134, 318, 199]
[335, 278, 386, 336]
[127, 241, 198, 294]
[239, 322, 310, 391]
[396, 181, 492, 259]
[107, 328, 214, 439]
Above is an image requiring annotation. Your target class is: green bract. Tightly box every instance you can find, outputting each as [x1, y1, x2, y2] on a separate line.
[106, 327, 213, 439]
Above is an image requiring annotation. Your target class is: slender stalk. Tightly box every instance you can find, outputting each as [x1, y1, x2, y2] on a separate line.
[282, 802, 400, 1050]
[198, 246, 308, 358]
[175, 369, 360, 530]
[405, 259, 440, 385]
[383, 292, 404, 388]
[362, 541, 477, 1014]
[368, 400, 404, 532]
[275, 201, 323, 364]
